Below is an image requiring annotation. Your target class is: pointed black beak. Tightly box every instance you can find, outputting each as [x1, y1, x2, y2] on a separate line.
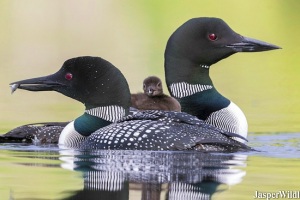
[226, 36, 281, 52]
[10, 74, 64, 94]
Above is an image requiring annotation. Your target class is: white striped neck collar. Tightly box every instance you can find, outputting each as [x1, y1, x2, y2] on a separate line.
[85, 105, 126, 122]
[169, 82, 213, 98]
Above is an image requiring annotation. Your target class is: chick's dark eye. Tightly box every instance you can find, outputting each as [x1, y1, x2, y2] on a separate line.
[65, 73, 73, 80]
[208, 33, 218, 41]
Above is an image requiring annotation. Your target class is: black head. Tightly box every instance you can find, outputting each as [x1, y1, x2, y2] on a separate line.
[165, 17, 281, 66]
[143, 76, 163, 97]
[10, 56, 131, 110]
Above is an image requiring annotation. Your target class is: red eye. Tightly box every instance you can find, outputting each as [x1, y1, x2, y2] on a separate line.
[208, 33, 218, 41]
[65, 73, 73, 80]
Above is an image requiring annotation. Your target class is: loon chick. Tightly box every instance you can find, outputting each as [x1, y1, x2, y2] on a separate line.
[131, 76, 181, 111]
[165, 17, 280, 141]
[10, 56, 251, 151]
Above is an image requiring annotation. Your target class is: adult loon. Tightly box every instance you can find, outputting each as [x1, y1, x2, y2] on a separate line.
[164, 17, 280, 140]
[131, 76, 181, 111]
[9, 56, 250, 151]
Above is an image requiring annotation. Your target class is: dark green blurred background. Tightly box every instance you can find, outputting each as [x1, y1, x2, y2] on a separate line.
[0, 0, 299, 133]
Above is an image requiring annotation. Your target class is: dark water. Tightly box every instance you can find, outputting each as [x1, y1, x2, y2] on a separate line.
[0, 133, 300, 200]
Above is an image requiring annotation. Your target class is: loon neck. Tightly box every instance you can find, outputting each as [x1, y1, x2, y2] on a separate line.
[74, 105, 126, 136]
[165, 57, 230, 120]
[165, 56, 213, 85]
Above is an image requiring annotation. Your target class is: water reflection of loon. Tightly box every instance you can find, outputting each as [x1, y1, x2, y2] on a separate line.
[59, 150, 246, 200]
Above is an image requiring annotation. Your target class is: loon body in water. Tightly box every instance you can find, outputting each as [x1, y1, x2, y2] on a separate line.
[0, 122, 68, 143]
[131, 76, 181, 111]
[9, 56, 250, 151]
[2, 17, 280, 145]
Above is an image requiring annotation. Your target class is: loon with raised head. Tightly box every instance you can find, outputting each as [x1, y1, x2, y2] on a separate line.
[164, 17, 280, 140]
[9, 56, 250, 151]
[131, 76, 181, 111]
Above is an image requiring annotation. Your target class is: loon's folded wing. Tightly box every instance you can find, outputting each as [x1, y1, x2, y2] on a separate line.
[0, 122, 68, 143]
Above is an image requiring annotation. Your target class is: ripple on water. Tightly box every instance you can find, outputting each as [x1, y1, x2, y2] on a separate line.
[248, 132, 300, 158]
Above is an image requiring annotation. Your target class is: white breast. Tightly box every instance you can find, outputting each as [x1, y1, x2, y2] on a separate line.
[205, 102, 248, 143]
[58, 121, 87, 148]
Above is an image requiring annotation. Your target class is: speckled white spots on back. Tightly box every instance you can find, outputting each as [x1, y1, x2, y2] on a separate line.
[2, 122, 65, 144]
[81, 110, 250, 151]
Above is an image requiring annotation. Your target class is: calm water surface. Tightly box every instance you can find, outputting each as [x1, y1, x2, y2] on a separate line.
[0, 133, 299, 200]
[0, 1, 299, 200]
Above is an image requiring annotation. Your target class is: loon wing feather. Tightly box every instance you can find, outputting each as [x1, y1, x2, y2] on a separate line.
[0, 122, 66, 143]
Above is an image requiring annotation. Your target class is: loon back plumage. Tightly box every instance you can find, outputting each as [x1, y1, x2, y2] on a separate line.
[164, 17, 280, 140]
[82, 110, 249, 151]
[0, 122, 67, 143]
[9, 56, 251, 151]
